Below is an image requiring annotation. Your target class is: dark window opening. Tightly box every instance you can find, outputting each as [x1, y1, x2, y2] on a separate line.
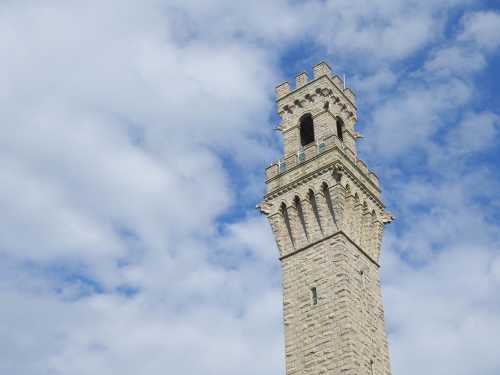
[336, 117, 344, 142]
[300, 114, 315, 146]
[311, 287, 318, 305]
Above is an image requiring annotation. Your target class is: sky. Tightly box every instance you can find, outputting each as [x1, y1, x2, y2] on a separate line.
[1, 1, 500, 374]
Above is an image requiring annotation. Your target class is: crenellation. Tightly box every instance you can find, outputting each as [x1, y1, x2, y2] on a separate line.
[277, 81, 291, 98]
[331, 75, 344, 89]
[296, 72, 309, 88]
[276, 71, 355, 122]
[313, 61, 332, 79]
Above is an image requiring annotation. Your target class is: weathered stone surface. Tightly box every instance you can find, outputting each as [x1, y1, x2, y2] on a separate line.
[260, 62, 393, 375]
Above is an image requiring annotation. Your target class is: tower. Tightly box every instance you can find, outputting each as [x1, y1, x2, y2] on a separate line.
[259, 62, 394, 375]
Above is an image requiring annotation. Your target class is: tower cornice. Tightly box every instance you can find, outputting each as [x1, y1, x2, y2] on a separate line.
[264, 158, 384, 210]
[264, 144, 383, 209]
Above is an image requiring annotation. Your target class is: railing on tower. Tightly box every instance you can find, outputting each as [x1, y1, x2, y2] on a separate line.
[266, 134, 380, 189]
[268, 134, 343, 178]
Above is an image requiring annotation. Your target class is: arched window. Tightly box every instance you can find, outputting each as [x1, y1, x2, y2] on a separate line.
[311, 287, 318, 305]
[336, 117, 344, 142]
[299, 113, 315, 146]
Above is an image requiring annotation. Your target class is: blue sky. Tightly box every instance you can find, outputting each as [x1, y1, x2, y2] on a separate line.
[1, 1, 500, 374]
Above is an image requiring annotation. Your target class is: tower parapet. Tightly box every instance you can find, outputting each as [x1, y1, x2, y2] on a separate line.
[275, 61, 356, 105]
[259, 62, 393, 375]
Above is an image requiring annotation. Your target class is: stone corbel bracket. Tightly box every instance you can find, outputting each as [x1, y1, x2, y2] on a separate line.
[382, 212, 395, 224]
[256, 201, 273, 216]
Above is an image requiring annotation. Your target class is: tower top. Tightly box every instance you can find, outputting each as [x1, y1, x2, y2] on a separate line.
[275, 61, 356, 107]
[265, 62, 381, 195]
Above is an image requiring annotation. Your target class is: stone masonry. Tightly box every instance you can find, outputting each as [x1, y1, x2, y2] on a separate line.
[259, 62, 394, 375]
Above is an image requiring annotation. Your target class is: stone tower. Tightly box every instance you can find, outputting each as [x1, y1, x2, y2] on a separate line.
[258, 62, 394, 375]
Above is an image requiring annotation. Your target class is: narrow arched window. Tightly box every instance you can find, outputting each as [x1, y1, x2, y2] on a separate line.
[311, 287, 318, 305]
[336, 117, 344, 142]
[299, 113, 315, 146]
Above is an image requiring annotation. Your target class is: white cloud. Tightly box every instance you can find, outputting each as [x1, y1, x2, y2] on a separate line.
[360, 9, 500, 161]
[0, 1, 292, 373]
[445, 111, 499, 156]
[459, 11, 500, 51]
[384, 244, 500, 375]
[364, 78, 471, 158]
[315, 0, 474, 67]
[424, 45, 486, 75]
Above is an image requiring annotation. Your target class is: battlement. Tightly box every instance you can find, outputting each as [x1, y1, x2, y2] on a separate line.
[275, 61, 356, 106]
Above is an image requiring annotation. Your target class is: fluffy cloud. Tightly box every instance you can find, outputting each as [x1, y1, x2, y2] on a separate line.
[315, 0, 475, 66]
[0, 2, 285, 373]
[0, 1, 499, 375]
[459, 11, 500, 51]
[360, 9, 500, 161]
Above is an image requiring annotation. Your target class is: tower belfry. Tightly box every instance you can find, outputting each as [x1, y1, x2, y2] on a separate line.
[259, 62, 393, 375]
